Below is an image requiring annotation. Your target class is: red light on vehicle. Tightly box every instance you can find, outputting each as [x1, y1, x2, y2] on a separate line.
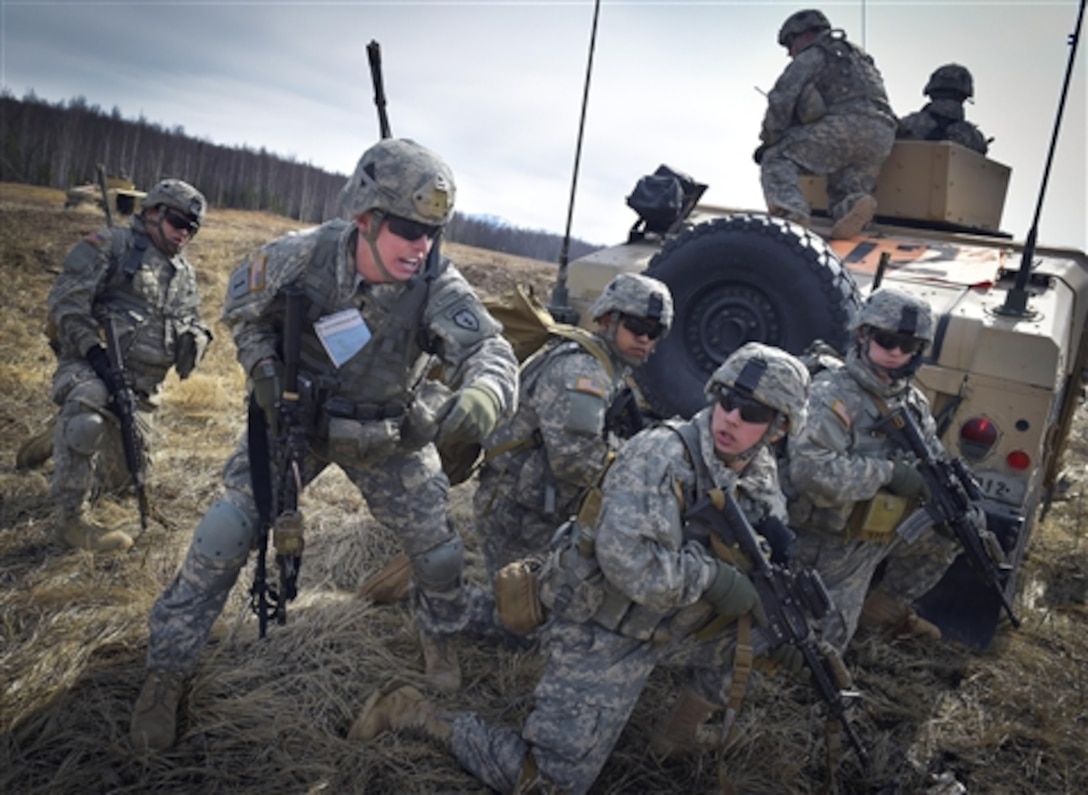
[959, 417, 998, 461]
[1006, 450, 1031, 471]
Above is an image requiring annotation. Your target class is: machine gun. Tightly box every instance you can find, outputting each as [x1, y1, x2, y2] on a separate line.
[100, 316, 150, 532]
[603, 384, 645, 440]
[687, 489, 868, 765]
[873, 406, 1021, 629]
[249, 284, 307, 638]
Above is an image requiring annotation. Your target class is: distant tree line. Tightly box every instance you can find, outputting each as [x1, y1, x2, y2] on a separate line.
[0, 90, 600, 262]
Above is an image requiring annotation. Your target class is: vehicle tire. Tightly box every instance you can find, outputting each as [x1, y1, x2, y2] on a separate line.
[634, 213, 861, 418]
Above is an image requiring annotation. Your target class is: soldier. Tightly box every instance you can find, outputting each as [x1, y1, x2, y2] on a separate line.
[897, 63, 990, 155]
[129, 138, 519, 751]
[351, 343, 811, 794]
[755, 9, 897, 239]
[783, 289, 963, 651]
[45, 179, 212, 552]
[473, 272, 673, 584]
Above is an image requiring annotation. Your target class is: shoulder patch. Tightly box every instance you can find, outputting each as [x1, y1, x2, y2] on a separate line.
[248, 253, 268, 292]
[573, 376, 607, 398]
[451, 307, 480, 332]
[83, 231, 108, 248]
[830, 398, 852, 428]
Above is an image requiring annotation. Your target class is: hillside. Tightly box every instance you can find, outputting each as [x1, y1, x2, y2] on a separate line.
[1, 183, 1086, 794]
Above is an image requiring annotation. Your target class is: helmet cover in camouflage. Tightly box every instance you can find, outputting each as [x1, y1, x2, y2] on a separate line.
[851, 288, 934, 342]
[338, 138, 455, 225]
[589, 272, 674, 332]
[141, 179, 207, 223]
[705, 342, 810, 439]
[924, 63, 974, 98]
[777, 9, 831, 47]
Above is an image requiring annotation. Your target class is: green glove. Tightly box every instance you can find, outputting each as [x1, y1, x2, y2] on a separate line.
[251, 358, 283, 436]
[437, 383, 501, 446]
[887, 460, 929, 501]
[768, 644, 810, 683]
[703, 561, 766, 626]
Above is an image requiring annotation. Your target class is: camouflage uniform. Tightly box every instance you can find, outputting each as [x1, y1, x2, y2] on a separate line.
[759, 21, 896, 227]
[442, 345, 807, 794]
[783, 291, 959, 651]
[473, 273, 673, 583]
[47, 180, 211, 544]
[141, 140, 518, 677]
[897, 63, 989, 155]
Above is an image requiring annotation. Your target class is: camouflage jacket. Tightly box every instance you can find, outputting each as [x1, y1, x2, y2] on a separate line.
[478, 336, 628, 517]
[222, 219, 517, 435]
[897, 99, 989, 155]
[761, 30, 895, 146]
[784, 349, 945, 534]
[47, 216, 211, 401]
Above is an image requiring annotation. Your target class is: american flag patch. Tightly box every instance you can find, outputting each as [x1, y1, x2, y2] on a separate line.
[573, 377, 606, 397]
[248, 253, 268, 292]
[83, 231, 107, 247]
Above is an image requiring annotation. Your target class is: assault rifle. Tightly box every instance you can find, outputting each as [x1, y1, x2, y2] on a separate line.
[873, 406, 1021, 628]
[687, 490, 868, 765]
[603, 385, 645, 440]
[102, 316, 150, 532]
[249, 284, 307, 638]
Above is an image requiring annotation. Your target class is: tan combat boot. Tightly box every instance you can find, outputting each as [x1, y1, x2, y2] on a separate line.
[419, 629, 461, 693]
[830, 194, 878, 240]
[357, 553, 412, 604]
[859, 589, 942, 641]
[348, 682, 451, 744]
[650, 686, 720, 757]
[15, 420, 55, 471]
[51, 509, 134, 553]
[130, 670, 184, 751]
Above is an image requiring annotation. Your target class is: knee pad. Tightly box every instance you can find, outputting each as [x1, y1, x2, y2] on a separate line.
[413, 535, 465, 593]
[62, 410, 107, 456]
[192, 499, 255, 567]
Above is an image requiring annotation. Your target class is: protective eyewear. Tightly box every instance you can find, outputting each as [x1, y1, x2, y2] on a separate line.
[872, 330, 925, 355]
[162, 208, 200, 235]
[620, 314, 665, 340]
[386, 214, 441, 242]
[717, 387, 778, 424]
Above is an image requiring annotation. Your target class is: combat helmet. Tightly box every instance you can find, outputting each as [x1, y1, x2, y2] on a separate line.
[705, 342, 810, 440]
[778, 9, 831, 48]
[589, 272, 674, 333]
[338, 138, 455, 226]
[851, 288, 934, 342]
[924, 63, 975, 99]
[141, 179, 206, 225]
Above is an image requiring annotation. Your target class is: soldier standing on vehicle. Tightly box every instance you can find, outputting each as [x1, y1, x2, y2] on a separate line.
[755, 9, 897, 240]
[44, 179, 212, 552]
[782, 289, 965, 650]
[129, 138, 519, 752]
[897, 63, 990, 155]
[351, 343, 812, 795]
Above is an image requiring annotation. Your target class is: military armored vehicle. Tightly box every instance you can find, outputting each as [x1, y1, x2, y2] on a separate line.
[559, 138, 1087, 649]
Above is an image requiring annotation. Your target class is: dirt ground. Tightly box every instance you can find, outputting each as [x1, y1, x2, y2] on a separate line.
[1, 183, 1086, 794]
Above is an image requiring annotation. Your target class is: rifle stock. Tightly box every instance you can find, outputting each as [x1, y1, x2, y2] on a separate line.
[873, 407, 1020, 628]
[688, 491, 868, 764]
[102, 317, 149, 532]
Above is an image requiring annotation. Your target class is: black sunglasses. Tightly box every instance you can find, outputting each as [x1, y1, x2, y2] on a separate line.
[162, 208, 200, 235]
[717, 387, 778, 424]
[620, 314, 665, 340]
[385, 214, 441, 242]
[872, 330, 925, 355]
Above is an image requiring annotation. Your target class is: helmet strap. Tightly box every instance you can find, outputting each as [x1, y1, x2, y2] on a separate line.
[360, 210, 398, 283]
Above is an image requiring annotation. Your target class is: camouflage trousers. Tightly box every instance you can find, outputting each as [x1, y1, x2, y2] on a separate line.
[50, 365, 153, 513]
[449, 616, 746, 794]
[145, 431, 477, 673]
[761, 113, 895, 222]
[793, 523, 958, 652]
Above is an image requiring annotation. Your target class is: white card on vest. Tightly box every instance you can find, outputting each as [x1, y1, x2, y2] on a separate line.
[314, 308, 371, 368]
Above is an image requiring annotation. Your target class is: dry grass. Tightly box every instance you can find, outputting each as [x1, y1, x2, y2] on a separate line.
[1, 182, 1086, 794]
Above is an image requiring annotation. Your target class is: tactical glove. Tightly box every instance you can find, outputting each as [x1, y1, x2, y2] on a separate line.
[887, 460, 930, 501]
[251, 358, 283, 437]
[768, 643, 810, 683]
[86, 344, 126, 396]
[703, 560, 766, 626]
[436, 383, 501, 446]
[175, 332, 199, 380]
[756, 515, 796, 565]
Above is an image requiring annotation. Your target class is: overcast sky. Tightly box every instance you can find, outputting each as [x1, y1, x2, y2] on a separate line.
[2, 1, 1084, 251]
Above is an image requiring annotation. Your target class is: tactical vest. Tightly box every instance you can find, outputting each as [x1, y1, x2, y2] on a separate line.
[292, 220, 447, 422]
[810, 31, 892, 116]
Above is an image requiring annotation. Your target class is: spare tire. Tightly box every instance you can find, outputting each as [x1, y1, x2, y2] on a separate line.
[634, 213, 861, 418]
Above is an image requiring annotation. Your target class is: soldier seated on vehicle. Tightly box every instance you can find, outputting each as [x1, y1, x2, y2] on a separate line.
[897, 63, 991, 155]
[350, 342, 813, 795]
[782, 288, 973, 649]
